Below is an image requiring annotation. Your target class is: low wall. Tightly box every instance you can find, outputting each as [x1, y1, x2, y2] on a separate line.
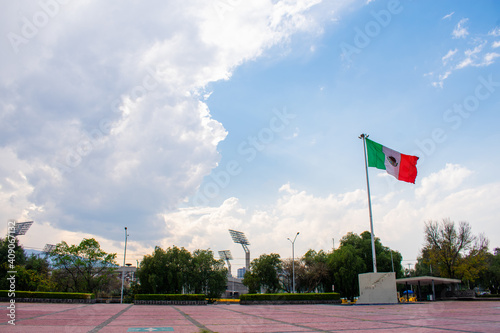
[134, 300, 207, 305]
[0, 297, 95, 304]
[240, 299, 341, 305]
[443, 290, 475, 299]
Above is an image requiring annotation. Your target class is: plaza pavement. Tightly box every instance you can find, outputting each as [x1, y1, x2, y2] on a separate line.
[0, 301, 499, 332]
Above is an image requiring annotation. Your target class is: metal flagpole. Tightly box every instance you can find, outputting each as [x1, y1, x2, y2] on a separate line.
[120, 227, 128, 304]
[359, 134, 377, 273]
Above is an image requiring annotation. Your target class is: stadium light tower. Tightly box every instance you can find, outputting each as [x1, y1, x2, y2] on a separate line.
[229, 229, 250, 271]
[43, 244, 56, 258]
[43, 244, 56, 253]
[218, 250, 233, 277]
[8, 220, 34, 237]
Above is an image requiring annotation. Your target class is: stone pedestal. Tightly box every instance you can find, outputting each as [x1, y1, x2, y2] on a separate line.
[356, 272, 398, 304]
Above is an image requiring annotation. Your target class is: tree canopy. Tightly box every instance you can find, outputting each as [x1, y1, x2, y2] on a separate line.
[50, 238, 117, 294]
[136, 246, 227, 298]
[243, 253, 282, 293]
[419, 219, 489, 282]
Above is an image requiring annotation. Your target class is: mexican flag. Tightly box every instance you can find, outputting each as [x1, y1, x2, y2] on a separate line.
[366, 138, 419, 184]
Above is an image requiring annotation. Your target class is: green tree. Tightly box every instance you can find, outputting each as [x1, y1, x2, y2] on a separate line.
[242, 269, 260, 294]
[190, 249, 227, 298]
[339, 231, 403, 276]
[137, 246, 191, 294]
[478, 248, 500, 294]
[421, 219, 489, 282]
[281, 258, 294, 293]
[326, 231, 403, 299]
[243, 253, 282, 293]
[0, 237, 27, 289]
[295, 250, 332, 293]
[50, 238, 117, 294]
[15, 254, 54, 291]
[328, 244, 365, 300]
[137, 246, 227, 297]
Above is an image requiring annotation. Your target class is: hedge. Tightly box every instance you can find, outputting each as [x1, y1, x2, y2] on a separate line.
[134, 294, 206, 301]
[240, 292, 340, 301]
[0, 291, 95, 299]
[477, 294, 500, 298]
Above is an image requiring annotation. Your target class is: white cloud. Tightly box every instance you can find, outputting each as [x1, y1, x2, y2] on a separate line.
[492, 41, 500, 49]
[483, 52, 500, 66]
[442, 12, 454, 20]
[442, 49, 457, 65]
[452, 18, 469, 39]
[430, 22, 499, 87]
[488, 27, 500, 37]
[415, 164, 473, 201]
[0, 1, 353, 245]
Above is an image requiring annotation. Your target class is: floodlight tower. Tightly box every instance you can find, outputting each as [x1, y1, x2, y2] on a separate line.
[8, 220, 34, 237]
[229, 229, 250, 272]
[218, 250, 233, 277]
[43, 244, 56, 253]
[43, 244, 56, 258]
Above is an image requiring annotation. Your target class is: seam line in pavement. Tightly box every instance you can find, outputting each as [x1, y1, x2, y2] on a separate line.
[0, 303, 93, 325]
[219, 306, 328, 332]
[171, 305, 213, 332]
[88, 304, 133, 333]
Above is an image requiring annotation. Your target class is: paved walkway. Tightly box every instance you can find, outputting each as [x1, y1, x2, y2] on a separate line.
[1, 301, 499, 332]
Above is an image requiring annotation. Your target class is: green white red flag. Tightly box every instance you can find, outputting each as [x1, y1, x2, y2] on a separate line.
[366, 138, 419, 184]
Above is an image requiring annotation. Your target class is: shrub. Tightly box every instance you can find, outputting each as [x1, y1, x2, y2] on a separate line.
[134, 294, 206, 301]
[0, 291, 95, 299]
[240, 292, 340, 301]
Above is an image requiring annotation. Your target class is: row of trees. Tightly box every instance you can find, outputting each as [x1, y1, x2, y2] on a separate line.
[242, 219, 500, 299]
[1, 218, 498, 298]
[243, 231, 403, 299]
[0, 237, 119, 295]
[0, 238, 228, 299]
[134, 246, 227, 298]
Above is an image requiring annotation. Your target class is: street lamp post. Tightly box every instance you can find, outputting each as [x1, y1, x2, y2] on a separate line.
[287, 232, 299, 293]
[120, 227, 128, 304]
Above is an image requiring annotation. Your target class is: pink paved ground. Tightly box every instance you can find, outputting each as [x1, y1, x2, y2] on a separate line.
[0, 301, 499, 332]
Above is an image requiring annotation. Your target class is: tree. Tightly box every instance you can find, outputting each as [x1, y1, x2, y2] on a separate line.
[295, 250, 332, 293]
[243, 253, 282, 293]
[50, 238, 117, 294]
[325, 231, 403, 299]
[478, 248, 500, 294]
[327, 244, 365, 300]
[137, 246, 191, 294]
[190, 249, 227, 298]
[421, 219, 489, 282]
[136, 246, 227, 297]
[0, 237, 26, 289]
[339, 231, 403, 277]
[242, 269, 260, 294]
[15, 254, 54, 291]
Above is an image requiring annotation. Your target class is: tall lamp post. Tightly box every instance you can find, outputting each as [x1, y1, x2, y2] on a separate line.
[120, 227, 128, 304]
[287, 232, 299, 293]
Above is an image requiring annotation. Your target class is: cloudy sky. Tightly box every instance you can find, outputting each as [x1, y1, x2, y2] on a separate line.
[2, 0, 499, 274]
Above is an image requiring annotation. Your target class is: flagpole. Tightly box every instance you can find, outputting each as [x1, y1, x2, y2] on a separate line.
[359, 134, 377, 273]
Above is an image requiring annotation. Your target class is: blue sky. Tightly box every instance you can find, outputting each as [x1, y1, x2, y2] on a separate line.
[1, 0, 499, 273]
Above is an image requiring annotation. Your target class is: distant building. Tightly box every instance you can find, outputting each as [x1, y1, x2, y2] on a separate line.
[237, 267, 246, 279]
[223, 276, 248, 298]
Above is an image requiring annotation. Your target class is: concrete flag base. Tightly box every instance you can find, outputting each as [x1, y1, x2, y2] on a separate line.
[357, 272, 398, 304]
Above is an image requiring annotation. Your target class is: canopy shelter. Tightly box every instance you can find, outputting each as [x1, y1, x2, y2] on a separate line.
[396, 276, 462, 301]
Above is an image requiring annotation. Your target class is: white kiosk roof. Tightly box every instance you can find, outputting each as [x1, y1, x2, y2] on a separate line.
[396, 276, 461, 286]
